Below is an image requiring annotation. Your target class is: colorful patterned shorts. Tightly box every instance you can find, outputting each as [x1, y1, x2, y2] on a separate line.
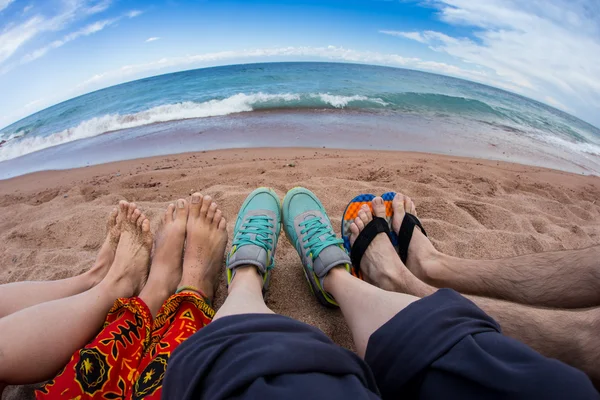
[36, 292, 213, 399]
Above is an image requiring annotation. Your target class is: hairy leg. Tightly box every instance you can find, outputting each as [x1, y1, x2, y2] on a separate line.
[0, 202, 153, 385]
[393, 193, 600, 308]
[0, 208, 122, 318]
[472, 296, 599, 387]
[355, 200, 600, 387]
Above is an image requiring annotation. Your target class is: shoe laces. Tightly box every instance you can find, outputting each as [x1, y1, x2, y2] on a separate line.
[233, 215, 274, 252]
[299, 216, 343, 260]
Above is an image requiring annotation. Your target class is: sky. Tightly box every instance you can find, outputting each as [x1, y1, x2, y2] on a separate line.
[0, 0, 599, 129]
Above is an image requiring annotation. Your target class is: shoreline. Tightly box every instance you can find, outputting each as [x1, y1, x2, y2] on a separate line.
[1, 110, 599, 180]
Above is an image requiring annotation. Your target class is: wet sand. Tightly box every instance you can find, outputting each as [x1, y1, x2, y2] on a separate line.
[1, 148, 600, 399]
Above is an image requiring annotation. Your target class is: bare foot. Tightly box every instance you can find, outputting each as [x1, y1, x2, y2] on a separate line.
[350, 198, 431, 297]
[139, 199, 189, 316]
[179, 193, 228, 301]
[102, 201, 153, 298]
[390, 193, 441, 283]
[86, 208, 121, 287]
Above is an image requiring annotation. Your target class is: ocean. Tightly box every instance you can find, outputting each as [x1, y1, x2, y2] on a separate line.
[1, 62, 599, 179]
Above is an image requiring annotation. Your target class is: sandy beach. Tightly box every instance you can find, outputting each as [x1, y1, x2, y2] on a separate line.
[2, 147, 600, 399]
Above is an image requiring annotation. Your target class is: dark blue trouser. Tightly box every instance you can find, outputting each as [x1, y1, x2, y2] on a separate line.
[163, 289, 598, 399]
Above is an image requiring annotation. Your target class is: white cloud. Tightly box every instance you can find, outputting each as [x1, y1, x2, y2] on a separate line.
[4, 5, 144, 71]
[0, 0, 117, 68]
[0, 0, 15, 12]
[82, 0, 112, 16]
[126, 10, 142, 18]
[22, 5, 33, 13]
[0, 16, 44, 64]
[380, 30, 427, 43]
[145, 37, 160, 43]
[20, 18, 118, 64]
[384, 0, 600, 124]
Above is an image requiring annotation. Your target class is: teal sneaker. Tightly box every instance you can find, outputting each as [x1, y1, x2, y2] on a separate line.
[227, 187, 281, 291]
[282, 187, 351, 307]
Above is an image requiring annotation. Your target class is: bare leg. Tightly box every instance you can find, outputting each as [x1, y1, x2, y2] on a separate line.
[0, 208, 122, 318]
[324, 268, 418, 357]
[392, 193, 600, 308]
[139, 199, 189, 317]
[214, 267, 274, 320]
[472, 296, 599, 387]
[0, 201, 153, 385]
[178, 193, 229, 306]
[354, 199, 600, 387]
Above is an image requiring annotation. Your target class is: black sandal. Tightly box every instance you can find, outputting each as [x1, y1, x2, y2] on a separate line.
[350, 217, 391, 274]
[396, 213, 427, 264]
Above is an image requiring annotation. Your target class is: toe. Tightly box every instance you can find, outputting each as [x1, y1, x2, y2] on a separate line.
[199, 195, 212, 218]
[349, 222, 360, 246]
[190, 193, 203, 217]
[354, 216, 365, 231]
[393, 193, 406, 215]
[137, 213, 146, 228]
[142, 219, 153, 246]
[392, 193, 407, 233]
[109, 208, 118, 226]
[165, 203, 175, 223]
[372, 197, 386, 218]
[404, 196, 413, 213]
[131, 209, 141, 224]
[206, 202, 218, 222]
[213, 209, 222, 227]
[119, 200, 128, 215]
[218, 217, 227, 231]
[127, 203, 137, 220]
[411, 202, 417, 216]
[176, 199, 189, 221]
[358, 208, 371, 225]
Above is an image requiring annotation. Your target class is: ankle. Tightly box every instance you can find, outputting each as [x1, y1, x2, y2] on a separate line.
[228, 266, 263, 294]
[421, 251, 453, 287]
[323, 265, 350, 293]
[408, 237, 445, 283]
[84, 263, 108, 288]
[97, 274, 136, 299]
[178, 274, 216, 301]
[390, 265, 435, 297]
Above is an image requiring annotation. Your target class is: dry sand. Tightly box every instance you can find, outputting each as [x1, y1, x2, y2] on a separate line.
[1, 148, 600, 399]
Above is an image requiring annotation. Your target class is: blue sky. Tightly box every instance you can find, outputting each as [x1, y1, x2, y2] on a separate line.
[0, 0, 599, 129]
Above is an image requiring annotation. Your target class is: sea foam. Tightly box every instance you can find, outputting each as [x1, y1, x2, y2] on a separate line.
[0, 92, 386, 161]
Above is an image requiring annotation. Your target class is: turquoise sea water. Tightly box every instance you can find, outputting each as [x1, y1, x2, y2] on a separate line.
[1, 62, 599, 177]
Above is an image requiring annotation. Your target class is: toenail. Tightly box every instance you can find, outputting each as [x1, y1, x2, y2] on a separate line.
[192, 195, 200, 204]
[177, 199, 185, 208]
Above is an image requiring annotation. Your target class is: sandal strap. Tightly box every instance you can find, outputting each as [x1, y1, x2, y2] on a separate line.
[397, 213, 427, 264]
[350, 217, 390, 270]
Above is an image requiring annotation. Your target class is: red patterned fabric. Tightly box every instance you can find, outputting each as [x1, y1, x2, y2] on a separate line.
[36, 292, 213, 399]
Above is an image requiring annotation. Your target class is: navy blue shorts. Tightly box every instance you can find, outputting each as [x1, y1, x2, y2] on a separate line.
[163, 289, 598, 399]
